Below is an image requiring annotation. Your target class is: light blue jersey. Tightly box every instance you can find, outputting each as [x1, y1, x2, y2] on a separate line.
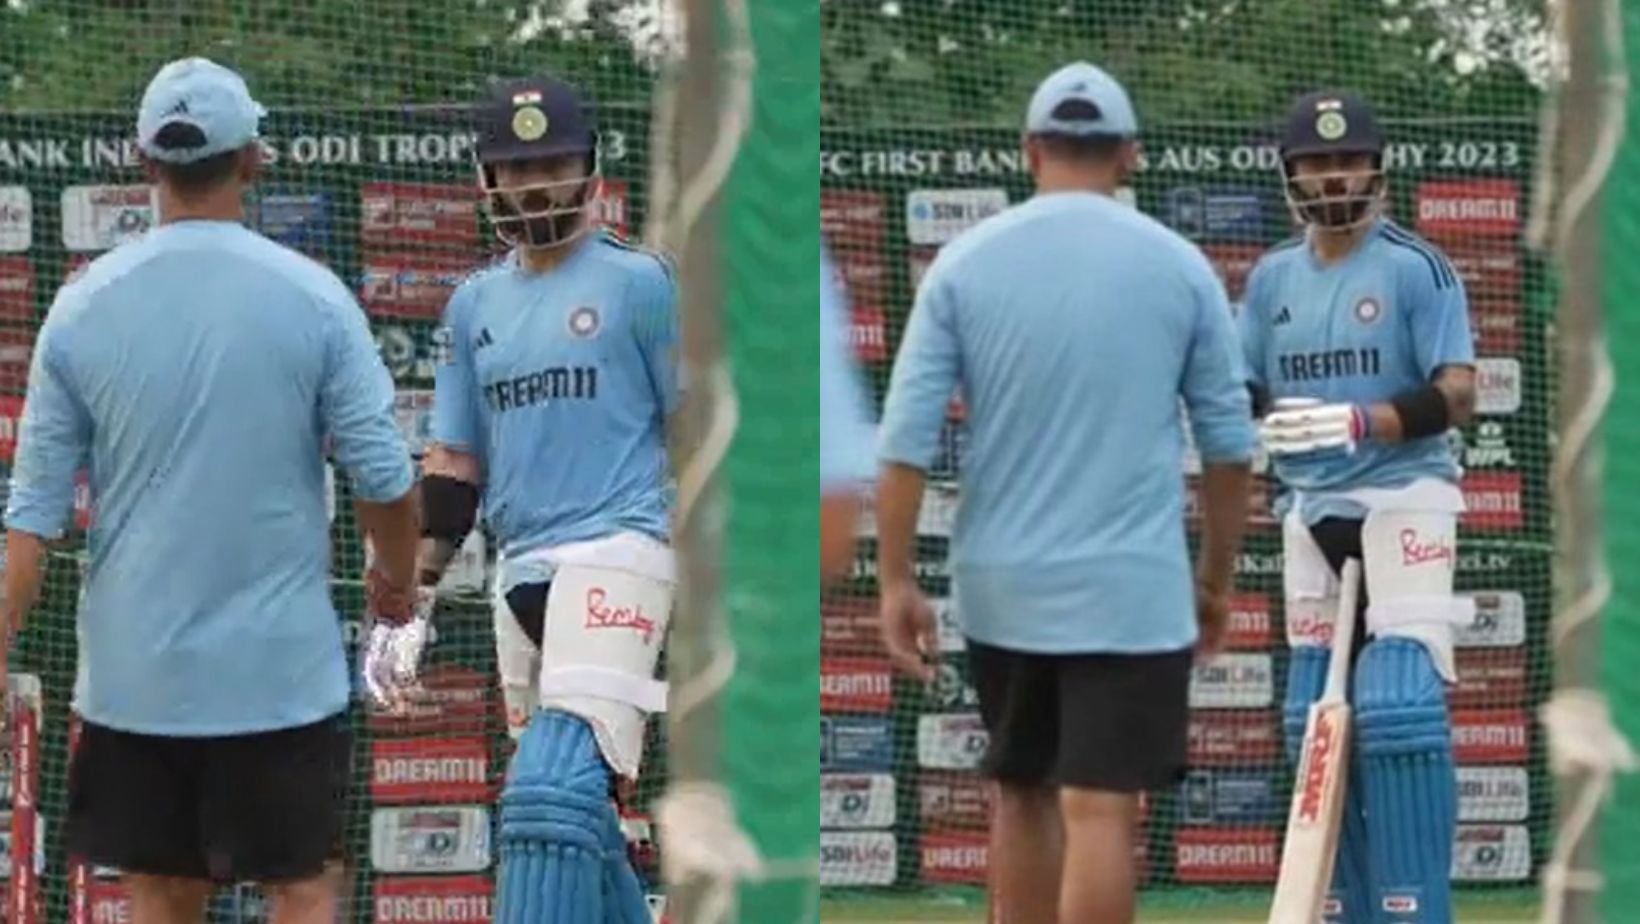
[4, 220, 414, 736]
[430, 232, 676, 588]
[1238, 219, 1474, 522]
[878, 191, 1257, 655]
[821, 250, 874, 490]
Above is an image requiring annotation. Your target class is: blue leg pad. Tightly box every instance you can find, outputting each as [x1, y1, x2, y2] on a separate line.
[1354, 637, 1457, 924]
[1285, 646, 1372, 924]
[497, 710, 651, 924]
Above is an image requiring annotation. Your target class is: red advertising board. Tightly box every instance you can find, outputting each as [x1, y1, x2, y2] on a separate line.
[1451, 708, 1531, 764]
[821, 596, 881, 655]
[920, 831, 990, 884]
[0, 257, 31, 322]
[373, 876, 493, 924]
[361, 182, 479, 249]
[1451, 648, 1529, 709]
[366, 664, 496, 736]
[820, 658, 895, 713]
[1188, 710, 1279, 766]
[1461, 471, 1525, 530]
[1226, 593, 1274, 650]
[1415, 180, 1521, 243]
[369, 737, 492, 804]
[1174, 828, 1281, 883]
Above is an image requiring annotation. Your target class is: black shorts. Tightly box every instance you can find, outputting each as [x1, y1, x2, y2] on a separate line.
[966, 640, 1193, 792]
[64, 713, 352, 883]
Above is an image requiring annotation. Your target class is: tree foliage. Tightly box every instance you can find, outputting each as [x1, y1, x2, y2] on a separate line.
[0, 0, 659, 113]
[821, 0, 1548, 128]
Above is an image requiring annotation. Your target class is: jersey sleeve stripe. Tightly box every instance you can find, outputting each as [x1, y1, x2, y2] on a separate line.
[601, 230, 676, 280]
[1380, 225, 1456, 290]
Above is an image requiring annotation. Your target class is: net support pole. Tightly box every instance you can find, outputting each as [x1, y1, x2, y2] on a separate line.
[661, 0, 731, 920]
[1542, 0, 1631, 922]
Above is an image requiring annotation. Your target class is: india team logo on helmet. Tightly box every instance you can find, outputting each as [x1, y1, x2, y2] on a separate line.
[1353, 296, 1383, 325]
[1315, 110, 1348, 142]
[512, 108, 548, 142]
[567, 305, 601, 338]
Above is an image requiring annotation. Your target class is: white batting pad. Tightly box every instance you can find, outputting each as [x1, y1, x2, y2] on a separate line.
[1361, 508, 1473, 682]
[1283, 511, 1341, 649]
[493, 587, 542, 741]
[538, 547, 673, 779]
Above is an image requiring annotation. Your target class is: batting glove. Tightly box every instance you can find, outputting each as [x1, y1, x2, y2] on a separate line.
[1260, 397, 1369, 456]
[361, 570, 436, 715]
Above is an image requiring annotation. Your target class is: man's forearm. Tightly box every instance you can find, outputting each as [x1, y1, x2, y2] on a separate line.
[1361, 374, 1476, 444]
[876, 462, 926, 587]
[355, 491, 421, 591]
[1196, 462, 1253, 593]
[2, 529, 47, 638]
[822, 491, 863, 586]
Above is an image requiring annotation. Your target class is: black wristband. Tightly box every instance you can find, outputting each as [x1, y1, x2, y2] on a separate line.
[420, 474, 479, 543]
[1248, 382, 1271, 418]
[1389, 383, 1451, 439]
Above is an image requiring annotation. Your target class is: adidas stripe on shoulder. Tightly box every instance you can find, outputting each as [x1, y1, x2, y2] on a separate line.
[602, 230, 677, 281]
[1380, 224, 1457, 291]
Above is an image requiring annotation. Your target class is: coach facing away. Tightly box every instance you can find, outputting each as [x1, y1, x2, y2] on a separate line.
[875, 62, 1257, 924]
[0, 58, 421, 924]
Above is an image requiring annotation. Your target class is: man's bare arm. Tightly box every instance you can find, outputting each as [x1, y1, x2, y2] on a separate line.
[355, 489, 420, 594]
[1195, 462, 1253, 595]
[417, 444, 483, 587]
[822, 490, 863, 585]
[876, 462, 926, 589]
[1, 530, 47, 647]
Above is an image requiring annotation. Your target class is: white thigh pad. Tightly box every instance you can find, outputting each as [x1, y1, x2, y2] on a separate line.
[493, 586, 542, 741]
[1360, 508, 1474, 682]
[539, 559, 673, 779]
[1283, 511, 1339, 648]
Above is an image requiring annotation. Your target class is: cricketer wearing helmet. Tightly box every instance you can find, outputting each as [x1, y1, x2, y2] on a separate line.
[363, 74, 675, 924]
[1240, 90, 1478, 924]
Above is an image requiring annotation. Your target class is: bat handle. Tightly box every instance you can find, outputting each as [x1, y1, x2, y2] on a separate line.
[1322, 558, 1363, 702]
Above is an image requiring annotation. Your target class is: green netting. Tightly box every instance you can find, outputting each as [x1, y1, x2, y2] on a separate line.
[1603, 3, 1640, 919]
[820, 1, 1554, 914]
[0, 4, 674, 922]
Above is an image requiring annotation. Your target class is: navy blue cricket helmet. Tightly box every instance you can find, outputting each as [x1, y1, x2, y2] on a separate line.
[473, 74, 602, 249]
[1277, 90, 1387, 230]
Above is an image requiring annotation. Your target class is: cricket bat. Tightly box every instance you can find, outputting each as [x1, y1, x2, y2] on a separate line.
[1267, 557, 1361, 924]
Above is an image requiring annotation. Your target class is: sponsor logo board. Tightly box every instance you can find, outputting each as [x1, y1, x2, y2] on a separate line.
[1189, 653, 1274, 709]
[1452, 824, 1532, 881]
[905, 188, 1009, 246]
[369, 737, 490, 804]
[820, 773, 897, 830]
[819, 832, 897, 887]
[369, 805, 491, 874]
[916, 713, 988, 771]
[820, 658, 894, 713]
[1457, 766, 1530, 823]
